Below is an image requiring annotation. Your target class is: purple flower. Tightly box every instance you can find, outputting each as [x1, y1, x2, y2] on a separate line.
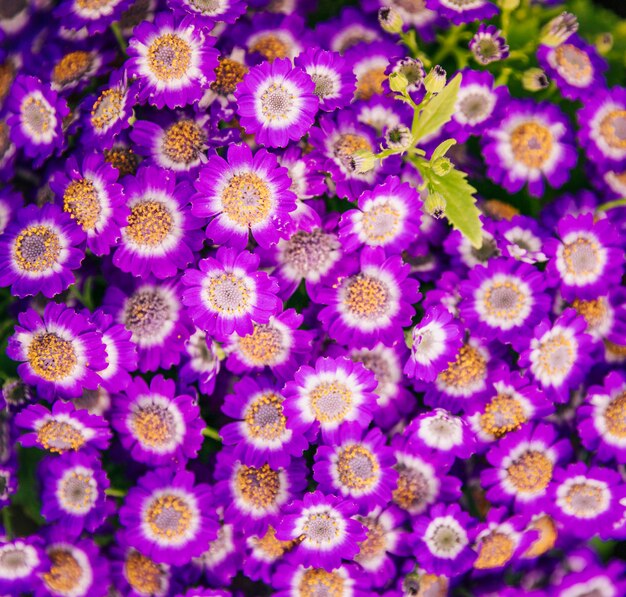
[181, 246, 281, 340]
[167, 0, 246, 26]
[235, 57, 318, 148]
[55, 0, 132, 34]
[0, 537, 48, 595]
[469, 25, 509, 65]
[179, 329, 222, 396]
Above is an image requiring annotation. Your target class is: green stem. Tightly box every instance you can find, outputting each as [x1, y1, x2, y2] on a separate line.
[596, 197, 626, 213]
[105, 488, 127, 498]
[2, 508, 14, 539]
[0, 319, 15, 342]
[432, 25, 465, 65]
[110, 23, 128, 55]
[202, 426, 221, 441]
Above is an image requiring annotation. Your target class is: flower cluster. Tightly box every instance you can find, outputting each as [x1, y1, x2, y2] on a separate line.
[1, 0, 626, 595]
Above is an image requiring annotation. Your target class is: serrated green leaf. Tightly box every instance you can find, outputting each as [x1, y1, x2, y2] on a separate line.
[431, 139, 456, 161]
[414, 73, 462, 142]
[426, 167, 483, 249]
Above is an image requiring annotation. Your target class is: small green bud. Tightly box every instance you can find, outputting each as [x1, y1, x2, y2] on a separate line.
[522, 68, 549, 91]
[431, 157, 452, 177]
[540, 12, 578, 47]
[424, 65, 446, 94]
[424, 191, 446, 219]
[385, 125, 413, 151]
[378, 7, 403, 35]
[348, 149, 377, 174]
[596, 33, 613, 55]
[388, 71, 409, 93]
[498, 0, 520, 9]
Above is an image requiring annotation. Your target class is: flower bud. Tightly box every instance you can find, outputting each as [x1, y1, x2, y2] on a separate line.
[424, 65, 446, 94]
[522, 68, 549, 91]
[388, 71, 409, 93]
[540, 12, 578, 47]
[385, 125, 413, 151]
[348, 149, 377, 174]
[424, 191, 446, 219]
[596, 32, 613, 55]
[431, 157, 452, 177]
[378, 7, 403, 35]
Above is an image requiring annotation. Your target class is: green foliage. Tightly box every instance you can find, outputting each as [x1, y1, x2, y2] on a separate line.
[413, 73, 462, 142]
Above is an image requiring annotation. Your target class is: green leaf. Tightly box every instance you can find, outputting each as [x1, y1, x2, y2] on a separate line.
[431, 139, 456, 162]
[426, 167, 483, 249]
[413, 73, 462, 142]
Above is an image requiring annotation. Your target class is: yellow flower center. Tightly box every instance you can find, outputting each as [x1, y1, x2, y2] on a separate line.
[343, 274, 390, 320]
[554, 44, 592, 85]
[145, 494, 193, 539]
[479, 393, 526, 438]
[162, 119, 206, 166]
[250, 526, 295, 560]
[27, 333, 77, 382]
[104, 147, 138, 177]
[506, 450, 553, 494]
[91, 88, 124, 131]
[221, 172, 272, 228]
[510, 121, 553, 169]
[600, 109, 626, 149]
[438, 344, 487, 393]
[483, 281, 526, 321]
[126, 200, 173, 247]
[604, 391, 626, 438]
[523, 515, 557, 558]
[147, 34, 192, 81]
[52, 51, 93, 88]
[37, 420, 86, 453]
[63, 179, 101, 230]
[245, 392, 287, 441]
[355, 516, 386, 566]
[124, 551, 167, 595]
[21, 96, 54, 137]
[204, 273, 250, 315]
[299, 568, 345, 597]
[572, 297, 608, 332]
[562, 236, 601, 277]
[211, 58, 248, 95]
[356, 67, 387, 100]
[309, 381, 352, 424]
[235, 464, 281, 509]
[131, 403, 176, 448]
[43, 548, 83, 594]
[250, 34, 288, 62]
[237, 324, 284, 367]
[13, 225, 61, 273]
[336, 444, 378, 490]
[474, 532, 515, 569]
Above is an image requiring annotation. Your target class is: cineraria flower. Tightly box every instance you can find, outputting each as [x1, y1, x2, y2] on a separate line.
[545, 213, 623, 301]
[347, 41, 399, 102]
[126, 13, 220, 109]
[0, 203, 85, 298]
[338, 176, 421, 254]
[412, 503, 476, 577]
[235, 57, 318, 148]
[550, 463, 625, 538]
[179, 329, 221, 396]
[7, 303, 107, 400]
[459, 258, 550, 347]
[220, 375, 308, 468]
[55, 0, 131, 34]
[112, 375, 204, 466]
[193, 143, 297, 248]
[383, 57, 425, 103]
[467, 368, 553, 447]
[114, 165, 204, 279]
[496, 215, 548, 264]
[40, 451, 111, 537]
[469, 24, 509, 65]
[578, 371, 626, 463]
[48, 45, 115, 96]
[283, 356, 377, 442]
[167, 0, 246, 26]
[406, 409, 475, 461]
[272, 562, 368, 597]
[276, 491, 367, 571]
[537, 34, 607, 101]
[40, 534, 109, 597]
[223, 309, 313, 380]
[6, 75, 69, 164]
[15, 400, 111, 454]
[0, 537, 47, 595]
[103, 278, 192, 372]
[313, 423, 397, 513]
[519, 309, 595, 402]
[569, 289, 626, 348]
[448, 69, 508, 143]
[481, 423, 572, 513]
[110, 546, 177, 597]
[294, 48, 355, 112]
[181, 246, 281, 340]
[578, 86, 626, 167]
[316, 247, 420, 349]
[242, 13, 308, 62]
[119, 468, 218, 565]
[50, 152, 128, 256]
[520, 513, 558, 560]
[405, 306, 463, 382]
[214, 449, 307, 535]
[482, 99, 577, 197]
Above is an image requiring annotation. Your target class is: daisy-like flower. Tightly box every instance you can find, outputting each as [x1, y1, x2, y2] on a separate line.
[578, 86, 626, 167]
[50, 152, 128, 256]
[6, 75, 69, 164]
[15, 400, 111, 454]
[519, 309, 595, 403]
[283, 356, 377, 442]
[40, 534, 109, 597]
[347, 41, 399, 102]
[406, 409, 475, 461]
[119, 468, 218, 565]
[447, 69, 508, 143]
[235, 58, 318, 148]
[467, 368, 553, 447]
[48, 44, 115, 97]
[404, 306, 463, 382]
[459, 258, 550, 347]
[40, 451, 111, 537]
[111, 375, 204, 467]
[180, 329, 221, 396]
[103, 137, 140, 178]
[114, 165, 204, 279]
[126, 13, 220, 109]
[181, 246, 281, 340]
[223, 309, 313, 380]
[242, 13, 309, 62]
[130, 110, 213, 176]
[294, 48, 355, 112]
[469, 24, 509, 65]
[428, 0, 498, 24]
[537, 34, 607, 102]
[482, 99, 577, 197]
[54, 0, 131, 34]
[578, 371, 626, 463]
[391, 439, 461, 515]
[193, 143, 297, 249]
[276, 491, 367, 571]
[554, 564, 626, 597]
[167, 0, 246, 26]
[412, 503, 476, 577]
[220, 375, 308, 468]
[103, 278, 193, 372]
[214, 448, 307, 536]
[550, 463, 625, 538]
[496, 215, 548, 264]
[80, 71, 138, 147]
[481, 423, 572, 513]
[316, 247, 420, 349]
[200, 48, 248, 110]
[7, 303, 107, 400]
[271, 562, 368, 597]
[110, 546, 177, 597]
[383, 57, 425, 103]
[546, 213, 623, 301]
[339, 176, 421, 254]
[0, 537, 47, 595]
[0, 203, 85, 298]
[313, 423, 397, 514]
